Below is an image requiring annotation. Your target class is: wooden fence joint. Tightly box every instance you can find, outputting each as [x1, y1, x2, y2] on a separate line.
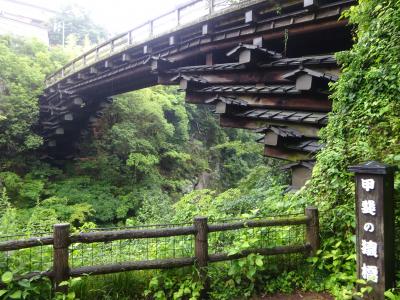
[194, 216, 209, 298]
[305, 207, 320, 256]
[53, 223, 70, 294]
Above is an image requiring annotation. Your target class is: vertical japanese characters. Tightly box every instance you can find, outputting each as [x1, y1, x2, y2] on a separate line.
[360, 178, 379, 283]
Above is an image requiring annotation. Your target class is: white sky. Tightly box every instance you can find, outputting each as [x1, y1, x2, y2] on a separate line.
[85, 0, 191, 34]
[34, 0, 192, 35]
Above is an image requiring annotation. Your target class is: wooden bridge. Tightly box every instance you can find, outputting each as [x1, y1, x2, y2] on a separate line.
[40, 0, 356, 188]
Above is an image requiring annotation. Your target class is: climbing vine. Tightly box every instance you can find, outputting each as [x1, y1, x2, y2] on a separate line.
[294, 0, 400, 296]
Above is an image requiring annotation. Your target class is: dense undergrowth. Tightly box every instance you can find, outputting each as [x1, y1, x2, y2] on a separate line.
[1, 0, 400, 298]
[296, 0, 400, 298]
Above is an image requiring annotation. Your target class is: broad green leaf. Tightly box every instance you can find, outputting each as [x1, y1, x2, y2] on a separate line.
[9, 290, 22, 299]
[59, 281, 70, 287]
[255, 257, 263, 267]
[2, 272, 13, 284]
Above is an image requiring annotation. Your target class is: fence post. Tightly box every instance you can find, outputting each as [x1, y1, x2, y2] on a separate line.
[53, 223, 70, 294]
[194, 216, 209, 298]
[305, 207, 319, 256]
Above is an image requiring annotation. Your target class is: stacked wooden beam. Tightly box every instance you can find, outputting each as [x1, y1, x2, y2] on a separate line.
[159, 38, 339, 189]
[39, 0, 354, 187]
[39, 92, 114, 158]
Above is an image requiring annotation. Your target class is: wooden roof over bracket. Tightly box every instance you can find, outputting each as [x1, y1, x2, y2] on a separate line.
[198, 84, 300, 95]
[234, 108, 328, 125]
[284, 139, 323, 153]
[226, 43, 283, 64]
[254, 125, 304, 138]
[259, 55, 336, 68]
[282, 66, 338, 91]
[281, 160, 316, 171]
[143, 56, 174, 73]
[166, 62, 246, 74]
[281, 160, 315, 192]
[170, 74, 209, 85]
[264, 145, 314, 161]
[166, 55, 336, 75]
[282, 67, 338, 82]
[204, 95, 248, 106]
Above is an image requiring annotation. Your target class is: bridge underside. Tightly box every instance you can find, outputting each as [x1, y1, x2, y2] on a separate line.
[40, 0, 355, 189]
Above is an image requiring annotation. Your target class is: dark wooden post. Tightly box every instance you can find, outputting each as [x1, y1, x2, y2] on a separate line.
[194, 217, 209, 298]
[53, 223, 70, 294]
[305, 207, 320, 256]
[349, 161, 396, 299]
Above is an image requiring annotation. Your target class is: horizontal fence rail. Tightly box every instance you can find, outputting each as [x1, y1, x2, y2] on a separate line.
[70, 226, 197, 244]
[45, 0, 266, 86]
[0, 207, 319, 295]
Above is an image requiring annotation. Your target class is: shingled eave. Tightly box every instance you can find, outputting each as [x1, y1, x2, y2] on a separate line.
[282, 67, 338, 82]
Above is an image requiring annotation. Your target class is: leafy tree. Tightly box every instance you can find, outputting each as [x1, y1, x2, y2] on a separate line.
[48, 3, 107, 46]
[0, 37, 67, 160]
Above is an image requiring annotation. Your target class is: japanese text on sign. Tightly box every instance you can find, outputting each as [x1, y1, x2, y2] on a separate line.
[360, 178, 379, 283]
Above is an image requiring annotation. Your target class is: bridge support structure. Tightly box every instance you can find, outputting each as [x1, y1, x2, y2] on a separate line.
[39, 0, 356, 189]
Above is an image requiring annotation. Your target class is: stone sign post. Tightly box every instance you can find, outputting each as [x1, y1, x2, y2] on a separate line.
[349, 161, 396, 299]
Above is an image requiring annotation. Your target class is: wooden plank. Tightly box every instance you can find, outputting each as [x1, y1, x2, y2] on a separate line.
[264, 145, 313, 161]
[163, 70, 288, 85]
[208, 216, 308, 232]
[69, 257, 196, 277]
[73, 66, 157, 96]
[70, 226, 196, 244]
[162, 66, 338, 86]
[219, 114, 321, 137]
[209, 244, 310, 263]
[0, 236, 53, 251]
[167, 19, 348, 63]
[186, 92, 331, 112]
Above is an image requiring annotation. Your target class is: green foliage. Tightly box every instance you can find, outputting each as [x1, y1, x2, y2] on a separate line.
[0, 33, 266, 228]
[144, 270, 203, 300]
[54, 278, 82, 300]
[222, 254, 266, 298]
[0, 189, 19, 236]
[0, 272, 52, 299]
[127, 153, 159, 174]
[48, 4, 107, 46]
[7, 1, 400, 296]
[290, 0, 400, 296]
[0, 36, 67, 158]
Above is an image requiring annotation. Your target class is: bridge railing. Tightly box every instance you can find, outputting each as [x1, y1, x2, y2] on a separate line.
[45, 0, 263, 87]
[0, 207, 319, 294]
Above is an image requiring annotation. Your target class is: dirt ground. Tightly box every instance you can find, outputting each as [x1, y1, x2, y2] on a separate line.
[252, 292, 334, 300]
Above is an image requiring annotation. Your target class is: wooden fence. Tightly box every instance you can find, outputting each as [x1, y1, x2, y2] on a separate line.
[0, 207, 319, 295]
